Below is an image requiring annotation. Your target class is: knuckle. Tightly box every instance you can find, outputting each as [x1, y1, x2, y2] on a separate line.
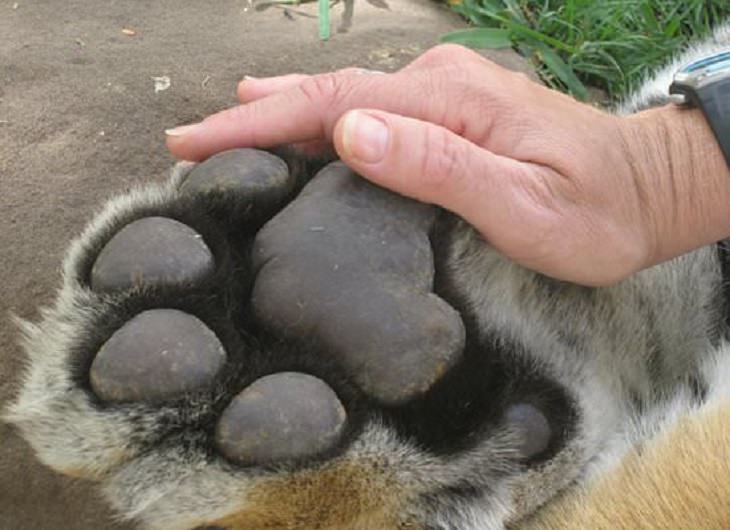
[297, 72, 352, 109]
[296, 73, 357, 135]
[410, 43, 474, 70]
[428, 43, 472, 62]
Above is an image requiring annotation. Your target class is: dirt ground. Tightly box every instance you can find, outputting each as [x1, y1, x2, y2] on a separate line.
[0, 1, 535, 528]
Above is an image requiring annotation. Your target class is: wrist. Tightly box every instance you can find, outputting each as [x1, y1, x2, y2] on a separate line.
[621, 104, 730, 268]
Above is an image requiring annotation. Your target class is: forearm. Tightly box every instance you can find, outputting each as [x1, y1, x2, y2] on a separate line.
[622, 104, 730, 268]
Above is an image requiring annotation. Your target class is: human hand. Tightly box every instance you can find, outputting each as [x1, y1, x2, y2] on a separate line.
[166, 44, 730, 286]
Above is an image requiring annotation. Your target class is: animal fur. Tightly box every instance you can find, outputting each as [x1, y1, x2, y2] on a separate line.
[5, 20, 730, 530]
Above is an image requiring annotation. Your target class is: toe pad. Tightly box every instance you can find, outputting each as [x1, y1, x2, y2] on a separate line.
[180, 148, 294, 206]
[90, 309, 227, 403]
[215, 372, 347, 466]
[505, 403, 552, 459]
[90, 217, 214, 292]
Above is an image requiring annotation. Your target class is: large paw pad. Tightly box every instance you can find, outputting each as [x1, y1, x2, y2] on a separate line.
[252, 162, 466, 404]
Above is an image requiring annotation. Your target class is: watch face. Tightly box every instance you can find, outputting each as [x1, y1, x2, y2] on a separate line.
[676, 50, 730, 88]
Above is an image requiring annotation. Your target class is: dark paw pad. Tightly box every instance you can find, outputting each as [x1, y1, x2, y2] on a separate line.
[91, 216, 215, 291]
[179, 148, 294, 204]
[504, 403, 552, 459]
[215, 372, 347, 465]
[90, 309, 227, 402]
[252, 162, 465, 405]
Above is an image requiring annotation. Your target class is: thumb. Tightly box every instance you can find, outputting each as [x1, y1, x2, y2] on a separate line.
[332, 109, 547, 251]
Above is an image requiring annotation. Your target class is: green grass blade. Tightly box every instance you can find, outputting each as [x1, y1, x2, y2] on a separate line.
[443, 0, 730, 100]
[534, 41, 588, 101]
[501, 0, 527, 23]
[504, 20, 576, 53]
[441, 28, 513, 49]
[640, 3, 660, 33]
[664, 16, 682, 37]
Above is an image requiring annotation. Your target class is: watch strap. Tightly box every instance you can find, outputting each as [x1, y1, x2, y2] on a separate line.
[670, 78, 730, 166]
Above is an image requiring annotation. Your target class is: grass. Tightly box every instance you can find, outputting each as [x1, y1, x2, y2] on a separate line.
[442, 0, 730, 101]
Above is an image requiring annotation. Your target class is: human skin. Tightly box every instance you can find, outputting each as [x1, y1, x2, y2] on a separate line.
[166, 44, 730, 287]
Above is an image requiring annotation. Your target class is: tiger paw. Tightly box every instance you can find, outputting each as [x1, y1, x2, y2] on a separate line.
[6, 148, 576, 530]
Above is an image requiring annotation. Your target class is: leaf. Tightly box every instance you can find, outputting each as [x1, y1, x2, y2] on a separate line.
[366, 0, 389, 9]
[501, 0, 527, 24]
[664, 16, 681, 37]
[534, 42, 588, 101]
[504, 20, 575, 53]
[640, 4, 659, 33]
[472, 2, 506, 20]
[440, 28, 512, 49]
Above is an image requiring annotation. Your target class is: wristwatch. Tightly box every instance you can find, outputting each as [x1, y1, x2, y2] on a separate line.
[669, 50, 730, 166]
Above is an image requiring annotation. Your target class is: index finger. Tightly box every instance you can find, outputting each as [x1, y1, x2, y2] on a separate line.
[165, 67, 455, 161]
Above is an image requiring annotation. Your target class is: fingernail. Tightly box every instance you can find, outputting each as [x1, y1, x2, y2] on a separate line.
[165, 123, 201, 137]
[342, 111, 389, 164]
[243, 75, 258, 80]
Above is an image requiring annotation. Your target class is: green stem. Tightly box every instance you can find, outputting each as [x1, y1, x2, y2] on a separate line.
[319, 0, 330, 40]
[502, 20, 576, 54]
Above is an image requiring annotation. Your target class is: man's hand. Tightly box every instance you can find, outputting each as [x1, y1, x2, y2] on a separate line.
[166, 44, 730, 286]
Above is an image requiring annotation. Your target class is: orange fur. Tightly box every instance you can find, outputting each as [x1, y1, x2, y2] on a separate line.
[206, 461, 420, 530]
[521, 400, 730, 530]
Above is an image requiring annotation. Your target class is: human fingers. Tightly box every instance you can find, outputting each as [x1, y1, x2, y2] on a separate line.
[165, 49, 478, 161]
[332, 109, 647, 286]
[237, 69, 386, 103]
[240, 72, 327, 155]
[332, 109, 549, 258]
[237, 74, 310, 103]
[235, 70, 367, 155]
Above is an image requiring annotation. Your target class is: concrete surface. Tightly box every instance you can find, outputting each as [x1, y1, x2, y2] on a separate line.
[0, 1, 536, 528]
